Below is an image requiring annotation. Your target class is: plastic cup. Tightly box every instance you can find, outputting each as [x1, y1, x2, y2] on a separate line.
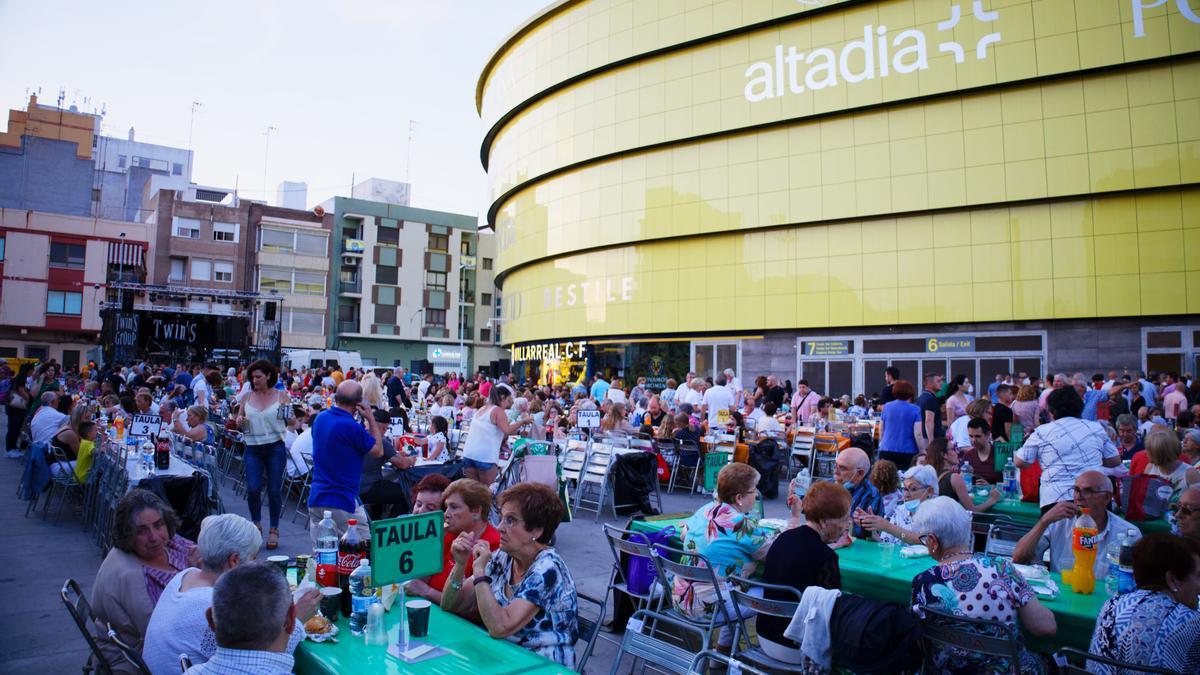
[406, 599, 431, 638]
[319, 586, 343, 619]
[880, 541, 897, 567]
[267, 555, 290, 577]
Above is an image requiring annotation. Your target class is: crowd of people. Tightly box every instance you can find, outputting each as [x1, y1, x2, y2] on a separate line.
[4, 357, 1200, 673]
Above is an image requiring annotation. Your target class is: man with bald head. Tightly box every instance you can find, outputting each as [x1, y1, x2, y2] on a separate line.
[1013, 470, 1140, 578]
[307, 380, 384, 542]
[836, 447, 882, 538]
[1173, 486, 1200, 544]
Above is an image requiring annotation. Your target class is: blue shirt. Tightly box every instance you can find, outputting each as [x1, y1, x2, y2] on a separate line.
[309, 406, 377, 513]
[1139, 379, 1157, 408]
[590, 379, 610, 402]
[988, 381, 1001, 404]
[174, 370, 194, 388]
[1081, 388, 1107, 421]
[880, 400, 922, 455]
[847, 479, 883, 539]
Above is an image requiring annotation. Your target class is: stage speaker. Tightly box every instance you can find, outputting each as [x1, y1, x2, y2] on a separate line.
[498, 358, 510, 374]
[121, 291, 134, 312]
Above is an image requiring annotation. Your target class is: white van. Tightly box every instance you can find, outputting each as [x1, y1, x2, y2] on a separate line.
[282, 349, 363, 371]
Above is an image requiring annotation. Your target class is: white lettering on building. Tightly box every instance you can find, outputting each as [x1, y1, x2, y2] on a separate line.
[1133, 0, 1200, 37]
[542, 276, 634, 310]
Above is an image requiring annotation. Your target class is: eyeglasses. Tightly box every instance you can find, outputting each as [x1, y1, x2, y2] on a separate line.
[1069, 487, 1112, 499]
[498, 514, 525, 529]
[1170, 503, 1199, 518]
[917, 533, 936, 547]
[903, 485, 929, 495]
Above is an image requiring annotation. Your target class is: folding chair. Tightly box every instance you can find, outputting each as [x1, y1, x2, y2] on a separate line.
[725, 576, 806, 672]
[61, 579, 116, 674]
[107, 621, 151, 674]
[602, 524, 664, 619]
[918, 606, 1023, 675]
[44, 444, 86, 524]
[969, 512, 1014, 552]
[650, 544, 740, 641]
[667, 439, 702, 495]
[788, 428, 815, 482]
[574, 442, 615, 521]
[575, 591, 607, 673]
[608, 609, 707, 675]
[560, 439, 588, 490]
[1052, 647, 1176, 674]
[984, 522, 1027, 559]
[688, 650, 770, 675]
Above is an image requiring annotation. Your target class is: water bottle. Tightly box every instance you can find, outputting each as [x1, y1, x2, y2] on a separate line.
[1118, 529, 1136, 594]
[960, 461, 973, 492]
[348, 559, 375, 636]
[140, 439, 156, 474]
[1105, 539, 1121, 596]
[314, 511, 339, 590]
[793, 467, 811, 501]
[1002, 458, 1019, 501]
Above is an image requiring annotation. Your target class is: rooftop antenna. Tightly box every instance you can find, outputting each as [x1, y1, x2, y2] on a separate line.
[57, 87, 65, 108]
[262, 124, 277, 201]
[188, 101, 203, 150]
[405, 120, 417, 182]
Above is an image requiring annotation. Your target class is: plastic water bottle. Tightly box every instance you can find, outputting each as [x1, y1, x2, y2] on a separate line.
[793, 467, 811, 501]
[140, 439, 156, 475]
[960, 461, 973, 491]
[1118, 529, 1137, 594]
[1105, 539, 1121, 596]
[1002, 458, 1019, 501]
[314, 511, 339, 589]
[348, 559, 375, 636]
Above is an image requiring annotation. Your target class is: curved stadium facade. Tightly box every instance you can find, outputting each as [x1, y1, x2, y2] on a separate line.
[479, 0, 1200, 395]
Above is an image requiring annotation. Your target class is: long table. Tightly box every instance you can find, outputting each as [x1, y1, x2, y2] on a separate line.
[975, 496, 1170, 534]
[628, 516, 1104, 654]
[294, 602, 567, 674]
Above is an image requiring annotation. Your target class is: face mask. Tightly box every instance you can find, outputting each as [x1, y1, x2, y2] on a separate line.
[966, 384, 974, 394]
[904, 499, 921, 513]
[842, 480, 856, 491]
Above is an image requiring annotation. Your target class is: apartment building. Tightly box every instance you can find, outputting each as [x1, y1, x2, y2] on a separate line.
[0, 208, 149, 367]
[252, 206, 332, 350]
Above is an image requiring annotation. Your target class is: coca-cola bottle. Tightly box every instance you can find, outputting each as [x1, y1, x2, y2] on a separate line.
[154, 431, 172, 470]
[337, 519, 369, 616]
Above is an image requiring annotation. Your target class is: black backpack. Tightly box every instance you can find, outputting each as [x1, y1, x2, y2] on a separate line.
[828, 594, 923, 673]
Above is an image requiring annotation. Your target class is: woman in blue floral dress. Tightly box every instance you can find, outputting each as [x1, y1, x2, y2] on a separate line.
[909, 497, 1056, 674]
[672, 463, 775, 650]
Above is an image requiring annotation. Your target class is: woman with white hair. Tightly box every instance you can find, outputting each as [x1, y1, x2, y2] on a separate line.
[910, 497, 1056, 674]
[141, 514, 319, 673]
[857, 465, 939, 545]
[361, 372, 385, 410]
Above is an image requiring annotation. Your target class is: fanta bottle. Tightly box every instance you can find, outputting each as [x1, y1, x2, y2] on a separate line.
[1063, 508, 1098, 594]
[113, 415, 125, 441]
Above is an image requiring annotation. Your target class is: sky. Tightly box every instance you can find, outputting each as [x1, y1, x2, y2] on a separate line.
[0, 0, 549, 217]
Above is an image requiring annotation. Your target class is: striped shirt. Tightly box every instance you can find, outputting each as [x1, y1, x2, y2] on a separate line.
[1015, 417, 1118, 507]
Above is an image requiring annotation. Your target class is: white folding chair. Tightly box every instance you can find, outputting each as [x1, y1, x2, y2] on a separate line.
[788, 426, 816, 479]
[574, 442, 614, 521]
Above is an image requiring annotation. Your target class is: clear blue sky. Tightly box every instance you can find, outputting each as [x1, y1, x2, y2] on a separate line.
[0, 0, 548, 216]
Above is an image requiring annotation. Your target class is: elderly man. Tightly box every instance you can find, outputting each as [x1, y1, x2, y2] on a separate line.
[1173, 486, 1200, 543]
[1013, 470, 1141, 578]
[702, 373, 734, 428]
[764, 375, 786, 410]
[307, 380, 383, 541]
[723, 368, 742, 408]
[186, 562, 298, 675]
[1039, 373, 1069, 418]
[29, 391, 67, 448]
[837, 447, 882, 538]
[1114, 414, 1144, 461]
[1015, 387, 1121, 512]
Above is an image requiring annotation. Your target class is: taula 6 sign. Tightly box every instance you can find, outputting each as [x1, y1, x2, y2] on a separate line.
[370, 511, 444, 586]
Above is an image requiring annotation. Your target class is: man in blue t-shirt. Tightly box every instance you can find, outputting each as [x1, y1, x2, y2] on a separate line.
[308, 380, 383, 542]
[590, 374, 610, 402]
[916, 373, 945, 441]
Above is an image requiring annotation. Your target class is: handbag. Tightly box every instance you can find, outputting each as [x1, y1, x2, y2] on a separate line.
[625, 527, 676, 595]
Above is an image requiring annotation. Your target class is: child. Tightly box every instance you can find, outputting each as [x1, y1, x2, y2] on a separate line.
[672, 412, 700, 445]
[417, 415, 450, 462]
[74, 421, 98, 483]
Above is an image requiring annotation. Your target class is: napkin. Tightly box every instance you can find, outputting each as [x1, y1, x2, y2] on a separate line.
[899, 545, 930, 558]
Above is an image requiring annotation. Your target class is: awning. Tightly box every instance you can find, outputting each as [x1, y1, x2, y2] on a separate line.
[108, 241, 144, 267]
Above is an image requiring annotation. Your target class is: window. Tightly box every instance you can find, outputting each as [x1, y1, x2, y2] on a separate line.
[374, 305, 397, 324]
[213, 222, 238, 243]
[480, 328, 491, 342]
[168, 257, 186, 282]
[259, 267, 290, 292]
[376, 286, 396, 305]
[425, 309, 446, 326]
[425, 271, 447, 289]
[482, 257, 493, 270]
[173, 217, 201, 239]
[296, 232, 327, 256]
[260, 228, 294, 253]
[428, 233, 448, 251]
[482, 292, 493, 306]
[49, 242, 86, 269]
[378, 247, 398, 267]
[190, 259, 212, 281]
[293, 271, 325, 295]
[214, 261, 234, 283]
[46, 290, 83, 315]
[172, 162, 184, 176]
[117, 155, 126, 169]
[376, 266, 398, 285]
[0, 237, 6, 261]
[287, 309, 324, 335]
[378, 226, 399, 245]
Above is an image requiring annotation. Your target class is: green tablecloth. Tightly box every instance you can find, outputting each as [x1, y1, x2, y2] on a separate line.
[628, 516, 1105, 653]
[294, 602, 568, 674]
[974, 496, 1171, 533]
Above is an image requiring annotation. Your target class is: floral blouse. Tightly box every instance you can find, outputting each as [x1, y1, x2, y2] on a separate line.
[911, 554, 1042, 674]
[672, 501, 773, 618]
[1089, 590, 1200, 675]
[484, 547, 578, 667]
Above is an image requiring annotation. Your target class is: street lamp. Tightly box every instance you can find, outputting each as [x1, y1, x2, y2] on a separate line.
[457, 261, 476, 373]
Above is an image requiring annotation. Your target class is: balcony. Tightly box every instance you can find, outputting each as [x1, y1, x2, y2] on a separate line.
[337, 319, 359, 334]
[340, 279, 362, 294]
[458, 290, 475, 304]
[342, 238, 366, 254]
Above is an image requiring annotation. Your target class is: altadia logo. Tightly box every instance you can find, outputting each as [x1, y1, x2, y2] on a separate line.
[744, 1, 1000, 102]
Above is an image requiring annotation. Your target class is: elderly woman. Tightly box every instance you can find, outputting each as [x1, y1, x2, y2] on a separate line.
[1183, 428, 1200, 468]
[1141, 430, 1200, 501]
[758, 480, 852, 663]
[442, 482, 577, 667]
[925, 438, 1001, 513]
[1090, 533, 1200, 674]
[858, 465, 939, 545]
[141, 514, 321, 673]
[911, 496, 1056, 674]
[409, 479, 500, 604]
[411, 473, 451, 514]
[91, 490, 197, 673]
[172, 404, 215, 444]
[674, 463, 774, 651]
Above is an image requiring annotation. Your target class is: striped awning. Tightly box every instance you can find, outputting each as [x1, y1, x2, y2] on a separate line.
[108, 241, 144, 267]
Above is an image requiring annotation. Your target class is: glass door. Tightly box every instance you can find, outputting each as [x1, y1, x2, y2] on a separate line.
[691, 341, 741, 381]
